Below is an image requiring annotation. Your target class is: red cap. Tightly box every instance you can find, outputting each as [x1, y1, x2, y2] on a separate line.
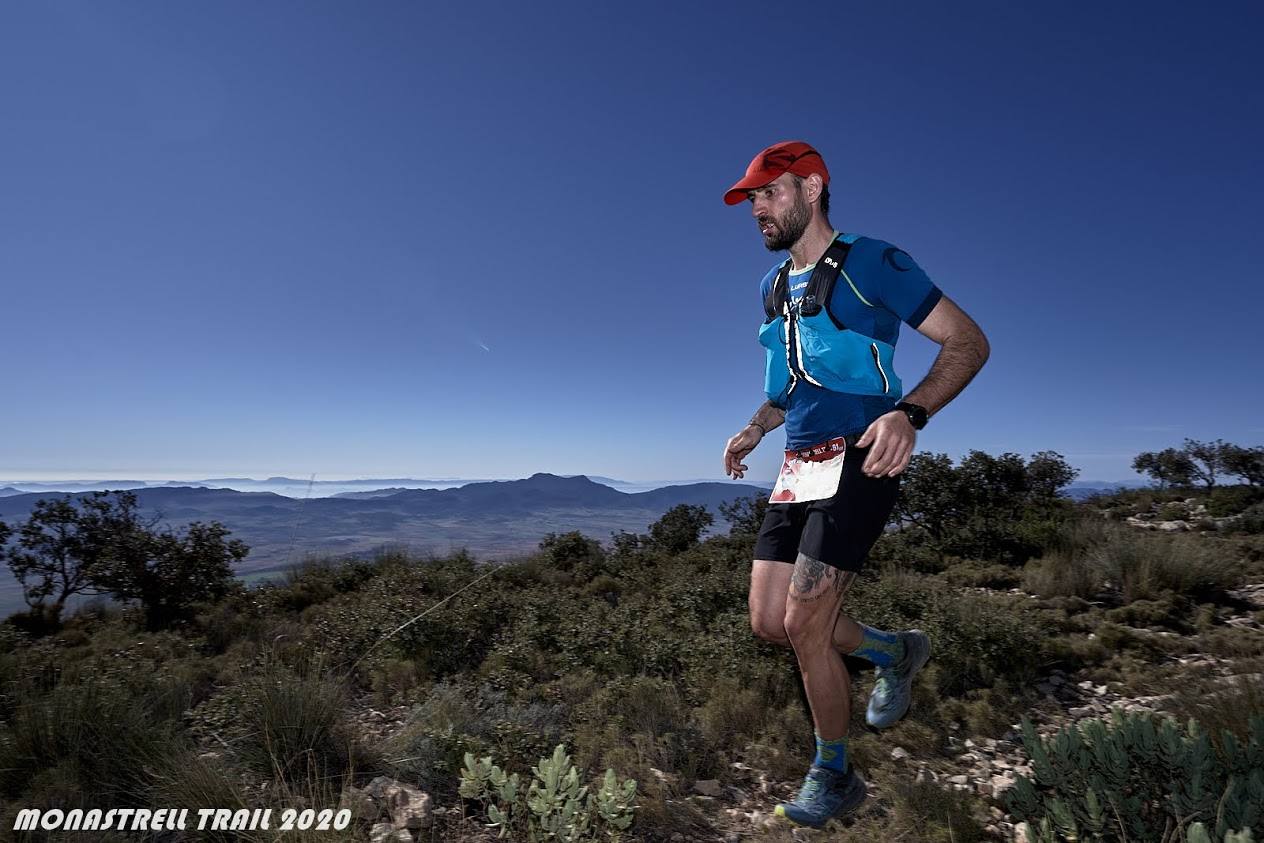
[724, 141, 829, 205]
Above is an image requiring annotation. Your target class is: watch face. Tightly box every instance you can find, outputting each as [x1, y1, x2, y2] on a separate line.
[898, 403, 926, 429]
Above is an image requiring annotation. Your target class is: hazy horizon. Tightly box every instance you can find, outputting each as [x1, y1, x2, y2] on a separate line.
[0, 469, 1143, 496]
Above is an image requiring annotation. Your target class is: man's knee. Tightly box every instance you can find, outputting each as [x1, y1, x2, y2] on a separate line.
[784, 552, 855, 646]
[750, 608, 789, 645]
[749, 559, 794, 646]
[783, 604, 837, 646]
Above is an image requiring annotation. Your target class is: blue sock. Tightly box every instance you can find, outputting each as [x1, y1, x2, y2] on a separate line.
[813, 732, 849, 773]
[850, 624, 905, 668]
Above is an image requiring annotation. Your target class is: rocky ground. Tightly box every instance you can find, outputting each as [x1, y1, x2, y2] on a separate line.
[339, 578, 1264, 842]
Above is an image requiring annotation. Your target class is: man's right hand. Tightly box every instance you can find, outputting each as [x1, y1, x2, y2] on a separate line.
[724, 425, 763, 479]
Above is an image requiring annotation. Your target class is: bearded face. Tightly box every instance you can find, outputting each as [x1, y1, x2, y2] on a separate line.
[758, 179, 811, 252]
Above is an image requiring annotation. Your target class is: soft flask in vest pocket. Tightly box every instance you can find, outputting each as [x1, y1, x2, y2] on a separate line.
[758, 316, 793, 405]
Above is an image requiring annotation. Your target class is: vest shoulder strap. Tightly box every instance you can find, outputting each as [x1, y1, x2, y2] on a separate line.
[799, 239, 853, 322]
[762, 259, 793, 320]
[762, 238, 855, 327]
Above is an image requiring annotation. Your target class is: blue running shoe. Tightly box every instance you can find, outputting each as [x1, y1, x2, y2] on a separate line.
[866, 629, 931, 729]
[774, 764, 867, 828]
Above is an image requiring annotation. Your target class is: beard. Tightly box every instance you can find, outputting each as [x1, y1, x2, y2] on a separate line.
[760, 189, 811, 252]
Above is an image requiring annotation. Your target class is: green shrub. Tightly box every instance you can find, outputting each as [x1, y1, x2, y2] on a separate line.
[1157, 501, 1190, 521]
[1005, 708, 1264, 842]
[540, 531, 609, 579]
[1168, 672, 1264, 754]
[696, 676, 787, 756]
[277, 554, 388, 612]
[1103, 593, 1191, 630]
[369, 656, 425, 706]
[1028, 520, 1245, 604]
[1196, 627, 1264, 660]
[1238, 503, 1264, 535]
[0, 673, 196, 806]
[870, 529, 949, 573]
[384, 681, 567, 794]
[851, 572, 1048, 696]
[646, 505, 713, 553]
[573, 676, 718, 783]
[235, 664, 362, 788]
[936, 678, 1027, 737]
[937, 559, 1023, 589]
[1090, 527, 1243, 602]
[1022, 549, 1101, 599]
[460, 744, 637, 841]
[678, 609, 789, 699]
[294, 552, 501, 679]
[882, 776, 988, 842]
[1209, 486, 1264, 518]
[193, 593, 266, 655]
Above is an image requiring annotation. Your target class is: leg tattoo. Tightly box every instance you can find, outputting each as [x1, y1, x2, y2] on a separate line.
[791, 553, 829, 597]
[789, 554, 856, 603]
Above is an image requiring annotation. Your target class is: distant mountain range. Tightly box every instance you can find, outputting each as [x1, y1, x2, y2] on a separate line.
[0, 477, 489, 495]
[0, 474, 760, 498]
[0, 473, 1150, 615]
[0, 473, 770, 615]
[1063, 481, 1146, 500]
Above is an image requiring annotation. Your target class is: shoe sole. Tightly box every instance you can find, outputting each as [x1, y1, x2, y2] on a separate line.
[867, 629, 931, 729]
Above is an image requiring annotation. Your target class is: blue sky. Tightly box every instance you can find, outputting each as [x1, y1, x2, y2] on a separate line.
[2, 0, 1261, 484]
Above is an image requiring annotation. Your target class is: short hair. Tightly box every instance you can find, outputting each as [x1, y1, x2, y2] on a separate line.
[793, 176, 831, 217]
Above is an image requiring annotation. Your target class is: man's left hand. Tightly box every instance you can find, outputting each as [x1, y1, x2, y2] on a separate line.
[855, 411, 916, 477]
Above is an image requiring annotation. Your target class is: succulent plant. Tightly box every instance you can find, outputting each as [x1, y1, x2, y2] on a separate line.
[1004, 708, 1262, 842]
[460, 743, 637, 840]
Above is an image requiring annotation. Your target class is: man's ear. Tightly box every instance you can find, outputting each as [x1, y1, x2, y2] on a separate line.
[804, 173, 824, 205]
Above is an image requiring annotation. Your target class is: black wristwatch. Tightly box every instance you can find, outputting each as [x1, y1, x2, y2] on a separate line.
[894, 401, 928, 430]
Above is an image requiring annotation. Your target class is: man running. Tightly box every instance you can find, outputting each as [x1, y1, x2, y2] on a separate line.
[722, 140, 989, 829]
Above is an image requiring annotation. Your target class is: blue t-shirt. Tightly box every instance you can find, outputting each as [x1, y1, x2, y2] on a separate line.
[758, 234, 942, 448]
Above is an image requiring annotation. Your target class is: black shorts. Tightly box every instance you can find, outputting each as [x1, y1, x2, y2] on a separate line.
[753, 438, 900, 572]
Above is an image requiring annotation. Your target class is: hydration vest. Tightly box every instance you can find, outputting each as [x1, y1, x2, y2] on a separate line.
[757, 235, 902, 406]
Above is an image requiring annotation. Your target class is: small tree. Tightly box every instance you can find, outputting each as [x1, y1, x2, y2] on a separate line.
[1, 490, 246, 629]
[1133, 448, 1197, 488]
[892, 452, 963, 560]
[1222, 444, 1264, 487]
[646, 504, 713, 554]
[1026, 451, 1079, 503]
[539, 531, 605, 576]
[0, 518, 11, 608]
[1183, 438, 1229, 489]
[92, 519, 246, 630]
[608, 530, 642, 556]
[2, 496, 111, 619]
[893, 450, 1078, 565]
[718, 495, 768, 537]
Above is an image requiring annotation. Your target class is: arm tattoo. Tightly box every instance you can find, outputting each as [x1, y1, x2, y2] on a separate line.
[749, 401, 786, 434]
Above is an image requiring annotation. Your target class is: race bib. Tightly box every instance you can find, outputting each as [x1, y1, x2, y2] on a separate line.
[769, 437, 847, 503]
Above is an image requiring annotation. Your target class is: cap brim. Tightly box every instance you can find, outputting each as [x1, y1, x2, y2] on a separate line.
[723, 170, 779, 205]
